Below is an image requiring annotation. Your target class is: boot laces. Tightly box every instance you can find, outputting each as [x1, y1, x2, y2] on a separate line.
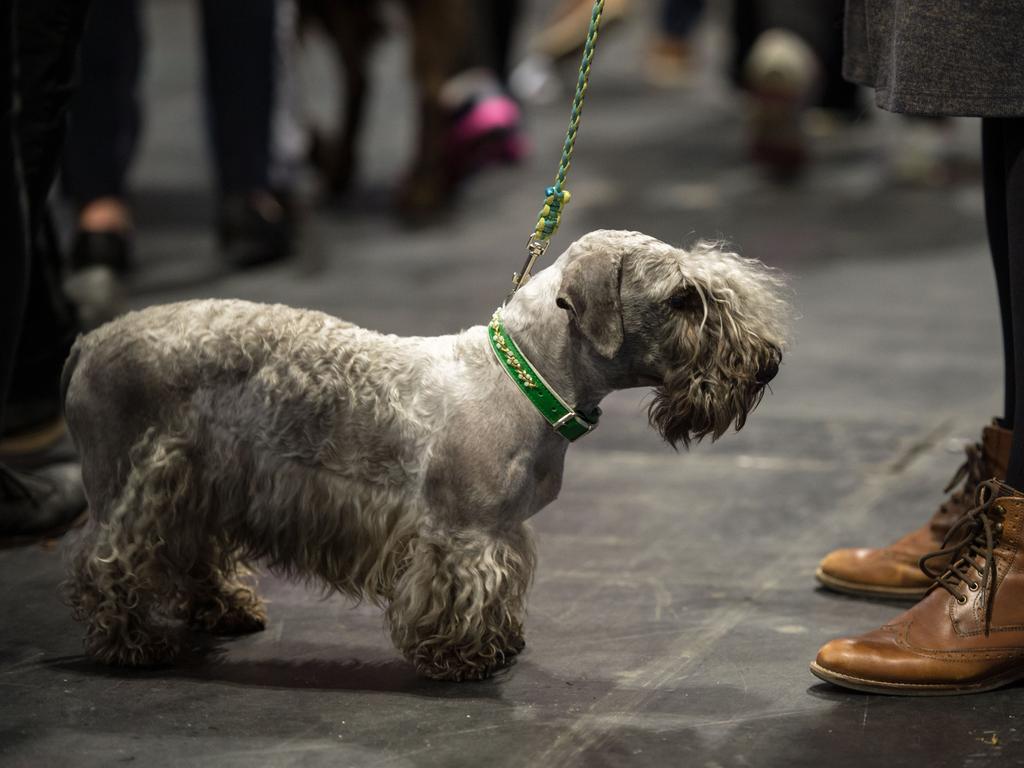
[940, 441, 986, 512]
[920, 479, 1007, 633]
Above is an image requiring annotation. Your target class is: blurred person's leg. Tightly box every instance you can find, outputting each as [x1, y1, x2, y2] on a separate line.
[473, 0, 521, 85]
[3, 214, 80, 447]
[63, 0, 141, 261]
[0, 0, 89, 537]
[201, 0, 292, 267]
[397, 0, 473, 219]
[987, 117, 1024, 490]
[0, 5, 31, 436]
[441, 0, 526, 186]
[299, 0, 379, 198]
[647, 0, 704, 87]
[61, 0, 141, 329]
[984, 119, 1016, 431]
[532, 0, 633, 62]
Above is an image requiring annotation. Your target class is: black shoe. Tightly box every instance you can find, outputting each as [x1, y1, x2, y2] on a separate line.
[0, 462, 86, 544]
[66, 230, 132, 330]
[70, 230, 133, 275]
[217, 190, 294, 269]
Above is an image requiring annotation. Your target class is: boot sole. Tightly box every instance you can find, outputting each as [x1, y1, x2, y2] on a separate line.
[810, 661, 1024, 696]
[815, 567, 928, 601]
[0, 510, 88, 550]
[0, 416, 67, 456]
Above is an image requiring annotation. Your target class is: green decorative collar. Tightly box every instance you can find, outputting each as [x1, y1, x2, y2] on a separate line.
[488, 310, 600, 442]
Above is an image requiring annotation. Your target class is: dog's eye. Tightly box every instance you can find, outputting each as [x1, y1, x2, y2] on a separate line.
[666, 290, 700, 311]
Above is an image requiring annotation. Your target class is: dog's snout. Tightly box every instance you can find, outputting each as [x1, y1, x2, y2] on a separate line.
[756, 348, 782, 384]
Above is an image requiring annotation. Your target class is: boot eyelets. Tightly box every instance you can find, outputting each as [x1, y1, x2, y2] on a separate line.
[957, 594, 969, 604]
[969, 582, 980, 591]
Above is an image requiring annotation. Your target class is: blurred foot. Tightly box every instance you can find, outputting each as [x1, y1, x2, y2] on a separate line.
[533, 0, 633, 61]
[645, 37, 696, 88]
[218, 190, 294, 269]
[0, 461, 86, 544]
[78, 196, 132, 240]
[65, 197, 133, 330]
[65, 256, 128, 331]
[744, 29, 819, 181]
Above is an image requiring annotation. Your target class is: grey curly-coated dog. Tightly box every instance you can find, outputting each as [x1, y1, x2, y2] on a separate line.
[63, 230, 788, 681]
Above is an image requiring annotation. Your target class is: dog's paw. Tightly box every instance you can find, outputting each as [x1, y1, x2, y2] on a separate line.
[412, 635, 525, 682]
[190, 594, 268, 636]
[85, 629, 183, 667]
[200, 604, 268, 636]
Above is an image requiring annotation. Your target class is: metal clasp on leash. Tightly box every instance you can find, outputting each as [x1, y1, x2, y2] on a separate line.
[506, 235, 550, 304]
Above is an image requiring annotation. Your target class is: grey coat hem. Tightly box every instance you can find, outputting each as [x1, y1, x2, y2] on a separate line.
[843, 0, 1024, 118]
[846, 59, 1024, 118]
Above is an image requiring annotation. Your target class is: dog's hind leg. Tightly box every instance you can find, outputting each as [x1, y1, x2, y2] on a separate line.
[386, 524, 536, 681]
[66, 518, 186, 666]
[188, 550, 267, 636]
[65, 432, 200, 666]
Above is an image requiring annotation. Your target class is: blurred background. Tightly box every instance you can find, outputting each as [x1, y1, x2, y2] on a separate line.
[54, 0, 989, 336]
[3, 1, 1015, 764]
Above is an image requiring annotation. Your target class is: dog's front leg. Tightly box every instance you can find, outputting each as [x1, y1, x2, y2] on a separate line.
[386, 524, 536, 681]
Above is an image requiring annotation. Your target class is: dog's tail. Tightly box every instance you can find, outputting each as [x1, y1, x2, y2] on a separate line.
[60, 335, 84, 419]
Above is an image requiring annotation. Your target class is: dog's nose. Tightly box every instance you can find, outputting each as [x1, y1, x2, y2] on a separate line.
[756, 356, 780, 385]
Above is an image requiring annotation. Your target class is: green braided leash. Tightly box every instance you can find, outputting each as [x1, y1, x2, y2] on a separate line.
[509, 0, 605, 299]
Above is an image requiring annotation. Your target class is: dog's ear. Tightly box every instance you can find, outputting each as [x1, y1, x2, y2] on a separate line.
[556, 249, 624, 359]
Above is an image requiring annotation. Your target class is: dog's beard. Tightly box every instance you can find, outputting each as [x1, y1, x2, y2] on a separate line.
[648, 369, 765, 449]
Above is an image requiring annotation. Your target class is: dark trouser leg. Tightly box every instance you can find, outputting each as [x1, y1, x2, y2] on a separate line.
[453, 0, 519, 85]
[1, 0, 88, 434]
[661, 0, 704, 40]
[0, 3, 32, 435]
[0, 0, 88, 539]
[61, 0, 142, 208]
[983, 118, 1015, 429]
[475, 0, 521, 85]
[200, 0, 275, 195]
[6, 214, 80, 434]
[985, 118, 1024, 488]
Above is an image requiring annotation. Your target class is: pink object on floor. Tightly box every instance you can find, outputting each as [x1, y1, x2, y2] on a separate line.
[446, 94, 528, 176]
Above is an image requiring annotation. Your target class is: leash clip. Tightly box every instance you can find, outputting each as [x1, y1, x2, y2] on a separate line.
[507, 235, 550, 304]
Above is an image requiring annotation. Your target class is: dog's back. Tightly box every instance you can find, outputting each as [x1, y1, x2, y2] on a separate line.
[63, 298, 455, 522]
[67, 301, 349, 505]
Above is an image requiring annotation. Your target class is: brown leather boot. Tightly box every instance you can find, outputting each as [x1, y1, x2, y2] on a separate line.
[815, 421, 1012, 599]
[811, 481, 1024, 695]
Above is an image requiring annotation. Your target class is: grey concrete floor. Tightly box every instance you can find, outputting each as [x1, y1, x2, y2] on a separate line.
[1, 2, 1020, 766]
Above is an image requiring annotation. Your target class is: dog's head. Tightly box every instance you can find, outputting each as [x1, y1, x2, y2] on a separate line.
[556, 230, 789, 447]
